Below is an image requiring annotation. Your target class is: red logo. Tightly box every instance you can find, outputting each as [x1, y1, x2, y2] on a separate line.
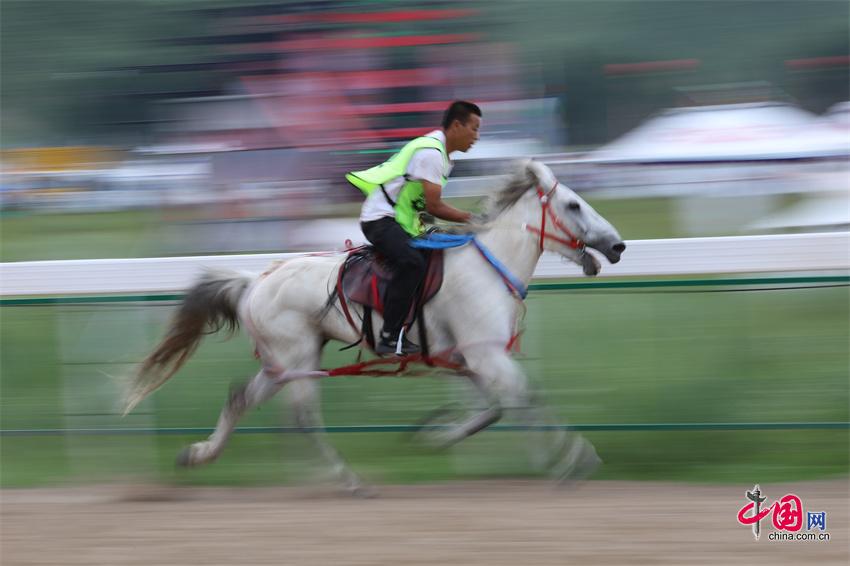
[737, 485, 803, 539]
[771, 495, 803, 531]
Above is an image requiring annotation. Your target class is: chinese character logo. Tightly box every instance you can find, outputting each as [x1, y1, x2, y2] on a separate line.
[737, 484, 769, 540]
[807, 511, 826, 531]
[771, 494, 803, 531]
[737, 485, 803, 540]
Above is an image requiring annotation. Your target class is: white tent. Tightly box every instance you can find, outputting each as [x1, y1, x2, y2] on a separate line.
[822, 101, 850, 131]
[591, 102, 850, 162]
[747, 190, 850, 232]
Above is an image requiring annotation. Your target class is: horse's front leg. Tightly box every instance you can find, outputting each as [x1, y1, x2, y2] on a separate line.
[518, 394, 603, 482]
[459, 346, 601, 482]
[418, 346, 602, 481]
[418, 346, 523, 448]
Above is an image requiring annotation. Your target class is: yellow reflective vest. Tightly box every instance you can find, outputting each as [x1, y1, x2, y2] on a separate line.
[346, 136, 449, 236]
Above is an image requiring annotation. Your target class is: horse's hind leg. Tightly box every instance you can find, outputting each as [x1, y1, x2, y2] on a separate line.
[176, 369, 367, 496]
[177, 369, 283, 467]
[286, 378, 370, 496]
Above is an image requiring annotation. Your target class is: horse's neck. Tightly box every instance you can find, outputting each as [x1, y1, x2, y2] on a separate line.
[474, 195, 541, 284]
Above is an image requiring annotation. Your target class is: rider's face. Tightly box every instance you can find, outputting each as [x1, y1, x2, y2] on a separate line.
[450, 115, 481, 152]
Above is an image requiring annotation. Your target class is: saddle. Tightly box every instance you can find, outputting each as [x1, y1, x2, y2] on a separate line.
[339, 246, 444, 315]
[335, 246, 445, 350]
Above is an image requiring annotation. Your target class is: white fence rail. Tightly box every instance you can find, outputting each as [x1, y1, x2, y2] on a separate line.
[1, 232, 848, 297]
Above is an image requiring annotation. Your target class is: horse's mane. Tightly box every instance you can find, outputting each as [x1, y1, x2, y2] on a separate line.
[470, 161, 539, 228]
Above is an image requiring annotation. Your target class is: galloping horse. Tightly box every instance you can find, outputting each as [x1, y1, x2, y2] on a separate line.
[124, 160, 625, 494]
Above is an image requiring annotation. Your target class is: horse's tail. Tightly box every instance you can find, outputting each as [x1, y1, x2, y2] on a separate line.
[123, 268, 253, 415]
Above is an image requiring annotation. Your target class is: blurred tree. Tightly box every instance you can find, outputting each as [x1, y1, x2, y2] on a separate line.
[504, 0, 849, 143]
[1, 0, 847, 147]
[0, 0, 225, 146]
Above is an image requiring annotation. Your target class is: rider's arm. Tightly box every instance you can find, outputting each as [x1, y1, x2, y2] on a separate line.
[423, 180, 472, 223]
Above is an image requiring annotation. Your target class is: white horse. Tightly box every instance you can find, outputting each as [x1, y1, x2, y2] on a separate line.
[124, 160, 625, 494]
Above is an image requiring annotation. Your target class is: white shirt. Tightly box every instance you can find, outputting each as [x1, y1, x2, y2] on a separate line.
[360, 130, 453, 223]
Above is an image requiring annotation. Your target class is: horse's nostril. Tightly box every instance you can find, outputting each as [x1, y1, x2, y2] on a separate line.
[612, 242, 626, 253]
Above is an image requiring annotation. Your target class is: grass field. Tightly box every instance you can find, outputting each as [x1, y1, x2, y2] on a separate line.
[2, 285, 847, 487]
[0, 209, 164, 262]
[2, 198, 847, 487]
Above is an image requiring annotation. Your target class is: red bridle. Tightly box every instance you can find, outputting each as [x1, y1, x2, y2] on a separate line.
[524, 181, 585, 252]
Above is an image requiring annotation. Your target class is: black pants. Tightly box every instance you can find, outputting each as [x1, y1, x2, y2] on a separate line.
[361, 217, 426, 336]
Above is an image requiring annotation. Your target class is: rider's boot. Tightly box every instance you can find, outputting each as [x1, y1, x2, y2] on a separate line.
[375, 328, 420, 356]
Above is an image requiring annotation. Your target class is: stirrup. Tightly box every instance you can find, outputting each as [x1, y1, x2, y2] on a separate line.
[376, 328, 420, 356]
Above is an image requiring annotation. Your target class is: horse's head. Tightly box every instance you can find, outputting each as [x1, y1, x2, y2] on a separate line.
[511, 160, 625, 275]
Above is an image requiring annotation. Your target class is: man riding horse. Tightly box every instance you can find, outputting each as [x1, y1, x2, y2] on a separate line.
[126, 132, 626, 495]
[347, 101, 481, 355]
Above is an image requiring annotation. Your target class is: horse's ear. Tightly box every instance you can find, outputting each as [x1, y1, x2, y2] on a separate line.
[523, 159, 554, 186]
[516, 158, 539, 185]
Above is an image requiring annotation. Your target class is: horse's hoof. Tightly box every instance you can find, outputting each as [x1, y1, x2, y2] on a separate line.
[176, 442, 219, 468]
[558, 456, 602, 488]
[349, 484, 379, 499]
[422, 432, 458, 452]
[553, 436, 602, 485]
[175, 446, 196, 468]
[409, 404, 465, 451]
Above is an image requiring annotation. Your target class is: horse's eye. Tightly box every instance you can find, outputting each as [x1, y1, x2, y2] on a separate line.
[567, 201, 581, 211]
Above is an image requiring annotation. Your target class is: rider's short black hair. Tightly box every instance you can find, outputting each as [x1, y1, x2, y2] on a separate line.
[441, 100, 482, 129]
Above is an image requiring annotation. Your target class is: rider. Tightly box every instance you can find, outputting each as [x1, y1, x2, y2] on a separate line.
[347, 100, 481, 355]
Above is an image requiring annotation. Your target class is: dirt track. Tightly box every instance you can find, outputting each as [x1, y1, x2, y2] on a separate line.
[2, 480, 847, 565]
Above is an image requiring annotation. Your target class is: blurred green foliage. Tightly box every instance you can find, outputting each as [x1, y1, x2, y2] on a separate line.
[2, 0, 847, 145]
